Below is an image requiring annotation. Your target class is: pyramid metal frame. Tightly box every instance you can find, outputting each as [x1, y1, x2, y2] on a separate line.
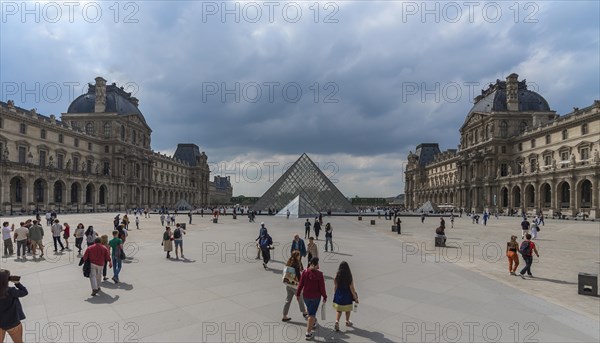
[252, 154, 357, 215]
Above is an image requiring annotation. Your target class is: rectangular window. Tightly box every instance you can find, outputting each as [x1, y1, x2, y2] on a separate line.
[87, 160, 93, 174]
[105, 145, 109, 153]
[561, 151, 569, 161]
[74, 138, 79, 147]
[18, 147, 27, 163]
[39, 150, 46, 167]
[41, 129, 46, 139]
[58, 134, 64, 143]
[0, 118, 3, 128]
[581, 148, 589, 160]
[501, 146, 506, 154]
[57, 154, 64, 170]
[545, 135, 551, 144]
[19, 123, 27, 134]
[73, 157, 79, 172]
[530, 139, 535, 148]
[530, 159, 536, 172]
[103, 162, 110, 175]
[517, 143, 523, 152]
[88, 142, 92, 151]
[544, 155, 551, 166]
[500, 163, 508, 176]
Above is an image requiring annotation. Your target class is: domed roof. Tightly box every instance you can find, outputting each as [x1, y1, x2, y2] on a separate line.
[67, 83, 146, 123]
[468, 79, 550, 115]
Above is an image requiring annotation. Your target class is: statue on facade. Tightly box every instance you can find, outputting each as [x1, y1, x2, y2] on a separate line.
[508, 165, 512, 176]
[66, 159, 72, 171]
[570, 153, 576, 167]
[2, 147, 8, 161]
[48, 155, 54, 169]
[95, 163, 100, 175]
[551, 158, 557, 170]
[593, 149, 600, 163]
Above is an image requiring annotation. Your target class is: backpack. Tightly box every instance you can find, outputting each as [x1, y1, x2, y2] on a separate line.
[519, 241, 532, 256]
[173, 228, 182, 239]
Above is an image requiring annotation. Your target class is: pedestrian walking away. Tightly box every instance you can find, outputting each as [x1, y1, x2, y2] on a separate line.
[63, 222, 71, 250]
[506, 235, 520, 275]
[135, 216, 140, 230]
[162, 227, 173, 258]
[0, 269, 28, 343]
[332, 261, 359, 332]
[324, 223, 333, 252]
[519, 234, 539, 278]
[313, 219, 321, 240]
[173, 223, 186, 260]
[282, 250, 308, 322]
[28, 221, 44, 259]
[307, 237, 318, 263]
[83, 237, 112, 296]
[108, 230, 123, 283]
[421, 213, 425, 223]
[258, 229, 274, 270]
[520, 219, 530, 239]
[291, 234, 307, 261]
[296, 257, 327, 340]
[255, 222, 267, 260]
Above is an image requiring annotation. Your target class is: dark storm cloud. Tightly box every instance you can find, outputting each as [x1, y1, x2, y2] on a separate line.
[1, 0, 598, 195]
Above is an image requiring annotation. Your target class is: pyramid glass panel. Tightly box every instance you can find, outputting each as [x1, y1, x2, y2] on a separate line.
[252, 154, 357, 216]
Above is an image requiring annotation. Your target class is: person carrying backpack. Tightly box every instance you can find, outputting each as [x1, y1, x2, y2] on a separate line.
[519, 234, 539, 278]
[258, 229, 273, 270]
[173, 224, 186, 260]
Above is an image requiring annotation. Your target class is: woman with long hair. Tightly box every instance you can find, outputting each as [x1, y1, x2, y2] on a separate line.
[85, 226, 97, 247]
[506, 235, 520, 275]
[296, 257, 327, 340]
[282, 250, 308, 322]
[0, 270, 28, 343]
[333, 261, 359, 332]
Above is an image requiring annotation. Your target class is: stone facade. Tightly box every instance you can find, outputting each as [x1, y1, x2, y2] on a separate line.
[405, 73, 600, 219]
[0, 77, 214, 213]
[208, 175, 233, 205]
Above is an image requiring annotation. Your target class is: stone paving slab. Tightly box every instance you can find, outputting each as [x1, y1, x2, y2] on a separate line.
[0, 213, 598, 342]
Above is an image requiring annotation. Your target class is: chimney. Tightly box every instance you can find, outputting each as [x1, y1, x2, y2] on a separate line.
[94, 76, 107, 113]
[506, 73, 519, 111]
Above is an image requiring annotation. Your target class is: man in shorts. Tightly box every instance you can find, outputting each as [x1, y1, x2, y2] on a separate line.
[173, 223, 186, 259]
[28, 220, 45, 258]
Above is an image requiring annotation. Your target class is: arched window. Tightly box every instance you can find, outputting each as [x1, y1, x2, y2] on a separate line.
[104, 122, 111, 138]
[85, 122, 94, 135]
[500, 121, 508, 138]
[54, 182, 63, 203]
[34, 180, 44, 203]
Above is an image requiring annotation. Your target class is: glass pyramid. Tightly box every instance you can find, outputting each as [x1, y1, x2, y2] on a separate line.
[252, 154, 357, 216]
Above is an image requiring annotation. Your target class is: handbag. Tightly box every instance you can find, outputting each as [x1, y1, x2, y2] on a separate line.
[80, 258, 91, 278]
[282, 266, 297, 288]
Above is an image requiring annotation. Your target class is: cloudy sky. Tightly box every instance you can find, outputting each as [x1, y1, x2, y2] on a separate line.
[1, 0, 598, 197]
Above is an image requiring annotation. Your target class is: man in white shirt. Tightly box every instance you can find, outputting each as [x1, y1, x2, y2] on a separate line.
[45, 211, 52, 226]
[14, 222, 29, 259]
[50, 219, 65, 252]
[2, 221, 14, 256]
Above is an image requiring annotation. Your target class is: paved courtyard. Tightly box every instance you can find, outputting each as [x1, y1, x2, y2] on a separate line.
[1, 212, 598, 342]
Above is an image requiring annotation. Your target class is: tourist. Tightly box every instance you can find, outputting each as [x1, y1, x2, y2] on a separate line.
[395, 217, 402, 235]
[83, 237, 112, 296]
[304, 219, 311, 239]
[296, 257, 327, 340]
[0, 269, 28, 343]
[14, 223, 29, 260]
[258, 228, 273, 270]
[318, 213, 323, 226]
[188, 211, 193, 224]
[439, 216, 446, 230]
[450, 213, 455, 228]
[307, 237, 318, 263]
[162, 227, 173, 258]
[74, 224, 85, 255]
[531, 221, 539, 240]
[45, 211, 52, 226]
[28, 221, 44, 259]
[313, 219, 321, 240]
[506, 235, 520, 275]
[2, 222, 14, 257]
[50, 220, 65, 252]
[520, 218, 530, 239]
[144, 208, 148, 218]
[63, 222, 70, 250]
[160, 213, 165, 226]
[122, 214, 130, 230]
[282, 250, 307, 322]
[286, 209, 290, 219]
[519, 234, 539, 278]
[333, 261, 359, 332]
[173, 223, 186, 260]
[435, 225, 446, 247]
[539, 213, 545, 226]
[421, 213, 425, 223]
[171, 214, 176, 226]
[85, 226, 98, 247]
[483, 212, 489, 226]
[108, 230, 123, 283]
[100, 235, 110, 281]
[135, 216, 140, 230]
[324, 223, 333, 252]
[291, 234, 307, 261]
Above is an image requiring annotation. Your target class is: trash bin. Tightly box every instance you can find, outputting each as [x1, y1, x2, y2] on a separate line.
[358, 216, 362, 221]
[578, 272, 598, 296]
[391, 225, 397, 232]
[370, 220, 376, 225]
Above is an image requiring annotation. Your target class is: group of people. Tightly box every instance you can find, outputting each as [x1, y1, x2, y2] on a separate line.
[161, 223, 187, 259]
[506, 233, 540, 278]
[2, 219, 72, 260]
[283, 255, 359, 340]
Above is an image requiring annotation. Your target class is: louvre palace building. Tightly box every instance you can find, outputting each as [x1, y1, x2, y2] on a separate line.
[0, 77, 231, 214]
[405, 73, 600, 219]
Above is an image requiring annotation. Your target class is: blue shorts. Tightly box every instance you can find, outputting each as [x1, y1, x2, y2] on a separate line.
[174, 239, 183, 248]
[304, 298, 321, 317]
